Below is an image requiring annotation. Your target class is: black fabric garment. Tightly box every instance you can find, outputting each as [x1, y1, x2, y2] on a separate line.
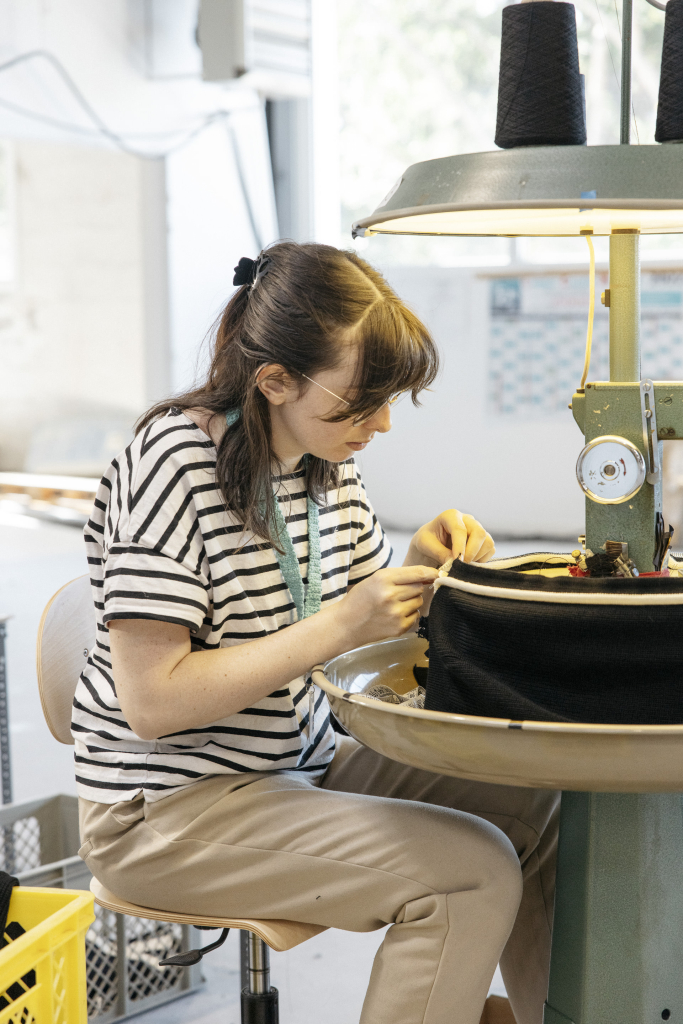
[0, 872, 17, 938]
[425, 557, 683, 724]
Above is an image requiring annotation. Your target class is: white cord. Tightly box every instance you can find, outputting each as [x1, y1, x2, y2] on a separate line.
[0, 49, 266, 249]
[0, 50, 259, 159]
[579, 234, 596, 390]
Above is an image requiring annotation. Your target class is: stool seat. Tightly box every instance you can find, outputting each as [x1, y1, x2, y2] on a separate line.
[90, 877, 327, 952]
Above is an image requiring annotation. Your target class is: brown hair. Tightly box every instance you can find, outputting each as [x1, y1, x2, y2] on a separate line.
[137, 242, 439, 546]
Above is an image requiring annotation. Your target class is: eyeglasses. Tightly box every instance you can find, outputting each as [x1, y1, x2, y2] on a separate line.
[301, 374, 404, 413]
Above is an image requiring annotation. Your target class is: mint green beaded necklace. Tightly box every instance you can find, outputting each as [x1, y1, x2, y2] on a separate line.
[225, 408, 322, 735]
[224, 409, 322, 621]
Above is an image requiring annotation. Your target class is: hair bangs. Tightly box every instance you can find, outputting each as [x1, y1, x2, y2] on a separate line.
[137, 242, 440, 544]
[324, 298, 439, 423]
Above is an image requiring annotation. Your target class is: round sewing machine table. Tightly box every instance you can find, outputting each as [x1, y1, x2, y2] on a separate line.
[312, 635, 683, 1024]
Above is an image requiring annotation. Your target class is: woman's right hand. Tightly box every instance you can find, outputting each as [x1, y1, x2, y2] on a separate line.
[334, 566, 439, 648]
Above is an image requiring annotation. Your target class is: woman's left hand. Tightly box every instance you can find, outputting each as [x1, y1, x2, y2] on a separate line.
[406, 509, 495, 569]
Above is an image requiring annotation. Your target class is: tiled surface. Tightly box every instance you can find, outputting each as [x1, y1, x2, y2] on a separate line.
[488, 270, 683, 417]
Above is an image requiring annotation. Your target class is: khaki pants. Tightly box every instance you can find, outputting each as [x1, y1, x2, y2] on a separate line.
[79, 736, 559, 1024]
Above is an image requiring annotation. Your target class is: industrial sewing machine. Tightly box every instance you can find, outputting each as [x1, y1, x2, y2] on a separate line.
[314, 2, 683, 1022]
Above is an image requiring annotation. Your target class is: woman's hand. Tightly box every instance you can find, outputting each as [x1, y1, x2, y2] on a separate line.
[406, 509, 495, 569]
[336, 565, 438, 648]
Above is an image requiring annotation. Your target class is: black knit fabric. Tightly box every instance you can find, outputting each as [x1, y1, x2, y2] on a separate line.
[0, 872, 18, 939]
[656, 0, 683, 143]
[425, 557, 683, 724]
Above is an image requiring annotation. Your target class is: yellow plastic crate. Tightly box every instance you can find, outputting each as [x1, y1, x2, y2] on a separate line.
[0, 886, 94, 1024]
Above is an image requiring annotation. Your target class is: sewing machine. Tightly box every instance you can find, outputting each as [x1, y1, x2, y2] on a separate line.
[330, 3, 683, 1020]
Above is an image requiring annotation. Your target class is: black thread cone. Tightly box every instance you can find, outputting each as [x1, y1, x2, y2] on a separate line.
[656, 0, 683, 143]
[495, 1, 587, 149]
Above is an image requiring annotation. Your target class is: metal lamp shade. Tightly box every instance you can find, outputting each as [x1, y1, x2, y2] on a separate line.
[352, 145, 683, 237]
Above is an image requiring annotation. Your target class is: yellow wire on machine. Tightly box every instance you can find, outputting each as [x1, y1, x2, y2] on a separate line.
[579, 234, 596, 390]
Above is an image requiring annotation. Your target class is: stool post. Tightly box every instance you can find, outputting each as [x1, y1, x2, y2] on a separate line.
[247, 933, 270, 994]
[241, 933, 279, 1024]
[544, 791, 683, 1024]
[240, 930, 249, 990]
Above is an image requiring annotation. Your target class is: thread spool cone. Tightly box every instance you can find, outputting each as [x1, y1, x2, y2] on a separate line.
[495, 1, 587, 149]
[656, 0, 683, 143]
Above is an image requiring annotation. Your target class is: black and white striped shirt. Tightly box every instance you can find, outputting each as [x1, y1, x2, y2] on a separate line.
[73, 409, 391, 803]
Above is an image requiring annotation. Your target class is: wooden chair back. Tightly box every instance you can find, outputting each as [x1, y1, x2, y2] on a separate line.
[36, 575, 94, 745]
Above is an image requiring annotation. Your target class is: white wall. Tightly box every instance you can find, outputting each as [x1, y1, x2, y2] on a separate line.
[0, 0, 279, 464]
[356, 266, 585, 539]
[0, 140, 153, 469]
[311, 0, 340, 245]
[166, 114, 277, 391]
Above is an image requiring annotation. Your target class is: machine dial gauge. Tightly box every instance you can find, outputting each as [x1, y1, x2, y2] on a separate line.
[576, 435, 646, 504]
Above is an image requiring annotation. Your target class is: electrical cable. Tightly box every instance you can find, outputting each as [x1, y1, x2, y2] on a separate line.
[226, 121, 264, 251]
[0, 91, 238, 153]
[0, 48, 268, 250]
[0, 90, 246, 147]
[0, 50, 150, 156]
[593, 0, 622, 95]
[0, 49, 259, 158]
[613, 0, 641, 143]
[0, 94, 105, 136]
[579, 234, 596, 391]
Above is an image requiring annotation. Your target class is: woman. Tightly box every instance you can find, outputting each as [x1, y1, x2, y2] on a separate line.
[75, 242, 558, 1024]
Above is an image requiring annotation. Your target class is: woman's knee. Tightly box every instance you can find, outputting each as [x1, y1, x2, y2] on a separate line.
[404, 804, 523, 905]
[463, 813, 523, 902]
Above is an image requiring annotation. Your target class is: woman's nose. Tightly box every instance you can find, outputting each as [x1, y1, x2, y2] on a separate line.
[365, 403, 392, 433]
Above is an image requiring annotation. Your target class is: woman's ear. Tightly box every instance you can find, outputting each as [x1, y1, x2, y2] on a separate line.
[256, 364, 296, 406]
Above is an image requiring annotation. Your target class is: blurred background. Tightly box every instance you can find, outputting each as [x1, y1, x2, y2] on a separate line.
[0, 2, 682, 1019]
[3, 0, 683, 843]
[1, 0, 682, 540]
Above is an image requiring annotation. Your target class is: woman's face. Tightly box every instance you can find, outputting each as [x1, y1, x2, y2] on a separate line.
[259, 344, 393, 467]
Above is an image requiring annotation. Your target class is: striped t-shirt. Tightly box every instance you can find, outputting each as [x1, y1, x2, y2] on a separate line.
[73, 409, 391, 803]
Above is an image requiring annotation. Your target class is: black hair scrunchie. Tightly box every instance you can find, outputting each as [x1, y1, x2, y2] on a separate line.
[233, 256, 255, 286]
[233, 254, 271, 289]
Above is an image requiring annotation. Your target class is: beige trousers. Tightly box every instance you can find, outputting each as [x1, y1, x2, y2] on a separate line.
[79, 737, 559, 1024]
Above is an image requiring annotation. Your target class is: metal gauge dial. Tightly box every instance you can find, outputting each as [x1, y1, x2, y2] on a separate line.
[576, 435, 646, 505]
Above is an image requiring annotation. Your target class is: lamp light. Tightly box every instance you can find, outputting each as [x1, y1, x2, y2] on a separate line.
[351, 145, 683, 239]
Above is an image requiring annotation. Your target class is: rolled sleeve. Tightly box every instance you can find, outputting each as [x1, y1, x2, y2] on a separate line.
[102, 545, 210, 634]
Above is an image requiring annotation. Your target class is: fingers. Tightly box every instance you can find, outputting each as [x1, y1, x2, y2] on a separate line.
[462, 515, 495, 563]
[433, 510, 495, 564]
[413, 531, 452, 565]
[382, 565, 439, 586]
[434, 509, 468, 563]
[398, 596, 425, 617]
[344, 568, 433, 644]
[474, 534, 496, 563]
[394, 583, 429, 602]
[394, 597, 425, 635]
